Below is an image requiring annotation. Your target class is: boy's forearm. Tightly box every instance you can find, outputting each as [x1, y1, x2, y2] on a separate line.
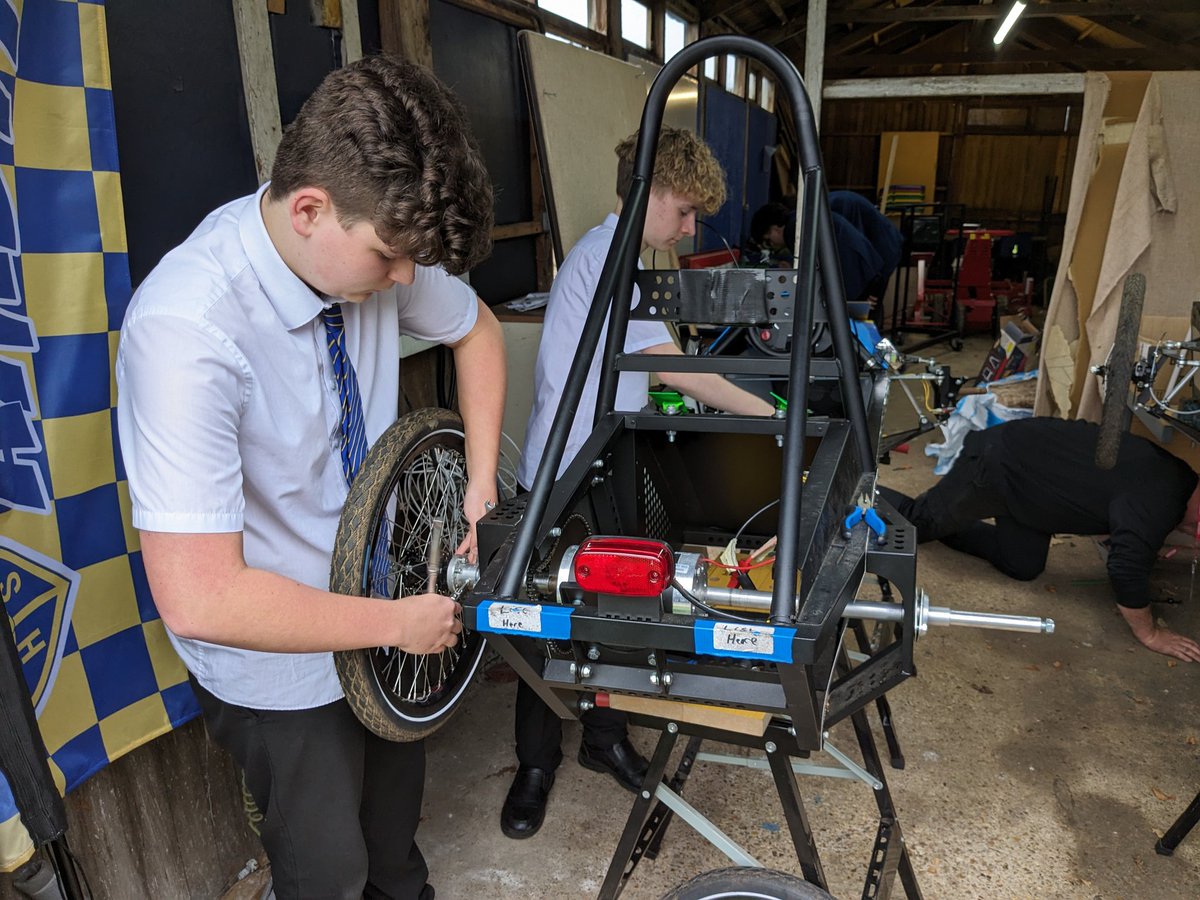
[452, 299, 507, 486]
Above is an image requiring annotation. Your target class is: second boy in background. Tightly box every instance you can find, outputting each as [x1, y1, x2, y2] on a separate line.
[503, 126, 774, 840]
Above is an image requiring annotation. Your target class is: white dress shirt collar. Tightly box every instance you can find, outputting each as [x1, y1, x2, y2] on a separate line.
[238, 182, 326, 331]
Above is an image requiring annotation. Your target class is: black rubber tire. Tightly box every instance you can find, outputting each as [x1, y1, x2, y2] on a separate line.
[1095, 273, 1146, 470]
[661, 867, 835, 900]
[330, 408, 485, 742]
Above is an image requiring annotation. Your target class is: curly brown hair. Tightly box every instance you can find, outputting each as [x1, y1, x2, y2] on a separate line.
[614, 127, 726, 215]
[269, 55, 493, 275]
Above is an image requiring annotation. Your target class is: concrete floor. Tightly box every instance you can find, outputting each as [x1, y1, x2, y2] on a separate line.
[419, 337, 1200, 899]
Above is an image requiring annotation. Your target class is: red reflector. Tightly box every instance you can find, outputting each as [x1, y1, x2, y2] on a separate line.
[573, 537, 675, 597]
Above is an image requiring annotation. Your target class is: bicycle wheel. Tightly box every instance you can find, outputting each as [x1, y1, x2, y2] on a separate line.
[1095, 272, 1146, 470]
[330, 408, 486, 741]
[662, 867, 834, 900]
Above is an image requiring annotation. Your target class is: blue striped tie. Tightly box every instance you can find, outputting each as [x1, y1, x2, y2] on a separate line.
[321, 303, 368, 485]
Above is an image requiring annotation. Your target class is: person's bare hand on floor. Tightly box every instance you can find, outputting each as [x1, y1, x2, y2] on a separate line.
[1138, 624, 1200, 662]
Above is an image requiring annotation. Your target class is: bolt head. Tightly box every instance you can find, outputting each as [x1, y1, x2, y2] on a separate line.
[587, 646, 600, 660]
[580, 664, 592, 678]
[765, 741, 777, 753]
[667, 722, 678, 734]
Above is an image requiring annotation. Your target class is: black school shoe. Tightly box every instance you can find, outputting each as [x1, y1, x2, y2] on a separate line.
[577, 738, 650, 793]
[500, 765, 555, 839]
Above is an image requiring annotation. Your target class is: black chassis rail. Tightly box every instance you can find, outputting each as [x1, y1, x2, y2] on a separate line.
[463, 376, 917, 753]
[462, 33, 918, 755]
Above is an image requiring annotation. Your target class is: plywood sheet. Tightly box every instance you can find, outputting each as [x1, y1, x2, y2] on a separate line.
[520, 31, 699, 265]
[520, 31, 652, 264]
[876, 131, 939, 207]
[606, 693, 772, 736]
[1036, 70, 1200, 432]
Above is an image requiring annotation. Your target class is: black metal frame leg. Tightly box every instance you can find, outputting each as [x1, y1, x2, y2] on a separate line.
[1155, 789, 1200, 856]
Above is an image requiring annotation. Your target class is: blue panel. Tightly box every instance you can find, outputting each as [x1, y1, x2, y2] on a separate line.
[744, 104, 777, 249]
[0, 72, 12, 159]
[16, 0, 83, 87]
[55, 484, 128, 569]
[850, 320, 884, 359]
[77, 624, 159, 720]
[127, 551, 158, 623]
[84, 87, 121, 172]
[103, 252, 133, 330]
[700, 84, 746, 254]
[160, 681, 201, 726]
[51, 725, 108, 791]
[14, 168, 102, 253]
[0, 171, 16, 253]
[693, 619, 796, 663]
[476, 601, 574, 640]
[0, 7, 17, 88]
[31, 332, 110, 418]
[110, 407, 125, 481]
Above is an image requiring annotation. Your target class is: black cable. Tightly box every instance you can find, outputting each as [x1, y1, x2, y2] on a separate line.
[734, 498, 780, 546]
[694, 219, 740, 268]
[672, 577, 761, 624]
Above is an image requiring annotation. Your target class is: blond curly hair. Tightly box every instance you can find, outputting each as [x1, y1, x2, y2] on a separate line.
[614, 126, 726, 215]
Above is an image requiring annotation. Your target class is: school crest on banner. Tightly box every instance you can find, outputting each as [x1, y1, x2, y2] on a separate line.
[1, 0, 199, 871]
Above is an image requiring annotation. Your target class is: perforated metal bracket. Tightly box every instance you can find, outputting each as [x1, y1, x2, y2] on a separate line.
[633, 269, 826, 327]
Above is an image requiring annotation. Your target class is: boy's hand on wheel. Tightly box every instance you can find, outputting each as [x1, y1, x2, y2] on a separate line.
[391, 593, 462, 655]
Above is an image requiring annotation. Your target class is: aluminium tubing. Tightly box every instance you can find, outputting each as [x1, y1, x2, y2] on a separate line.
[698, 586, 1055, 635]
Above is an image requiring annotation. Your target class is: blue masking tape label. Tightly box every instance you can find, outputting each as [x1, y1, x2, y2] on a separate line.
[693, 619, 795, 663]
[476, 601, 574, 640]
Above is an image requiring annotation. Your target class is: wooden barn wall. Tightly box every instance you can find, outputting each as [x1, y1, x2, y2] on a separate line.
[0, 722, 259, 900]
[819, 97, 1079, 243]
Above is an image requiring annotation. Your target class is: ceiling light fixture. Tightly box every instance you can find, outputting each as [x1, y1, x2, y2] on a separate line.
[993, 0, 1028, 46]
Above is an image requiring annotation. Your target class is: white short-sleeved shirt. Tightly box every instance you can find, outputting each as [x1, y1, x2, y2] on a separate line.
[517, 214, 670, 488]
[115, 184, 478, 710]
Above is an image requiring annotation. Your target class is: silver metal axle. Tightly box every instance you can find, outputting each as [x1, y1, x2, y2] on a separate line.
[694, 584, 1054, 636]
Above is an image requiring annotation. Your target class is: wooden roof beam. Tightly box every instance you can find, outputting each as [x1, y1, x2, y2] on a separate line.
[824, 72, 1086, 98]
[826, 45, 1167, 70]
[1094, 18, 1200, 67]
[828, 1, 1199, 25]
[698, 0, 754, 23]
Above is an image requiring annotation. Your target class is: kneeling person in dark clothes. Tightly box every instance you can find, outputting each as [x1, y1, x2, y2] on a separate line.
[877, 418, 1200, 662]
[745, 192, 901, 308]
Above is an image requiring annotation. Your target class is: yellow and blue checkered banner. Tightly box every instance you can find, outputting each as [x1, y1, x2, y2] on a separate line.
[1, 0, 198, 871]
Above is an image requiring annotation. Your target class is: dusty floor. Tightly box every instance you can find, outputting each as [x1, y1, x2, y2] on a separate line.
[418, 336, 1200, 900]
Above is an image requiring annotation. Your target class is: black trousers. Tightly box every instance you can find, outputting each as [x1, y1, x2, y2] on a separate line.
[512, 638, 627, 770]
[192, 678, 429, 900]
[876, 430, 1050, 582]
